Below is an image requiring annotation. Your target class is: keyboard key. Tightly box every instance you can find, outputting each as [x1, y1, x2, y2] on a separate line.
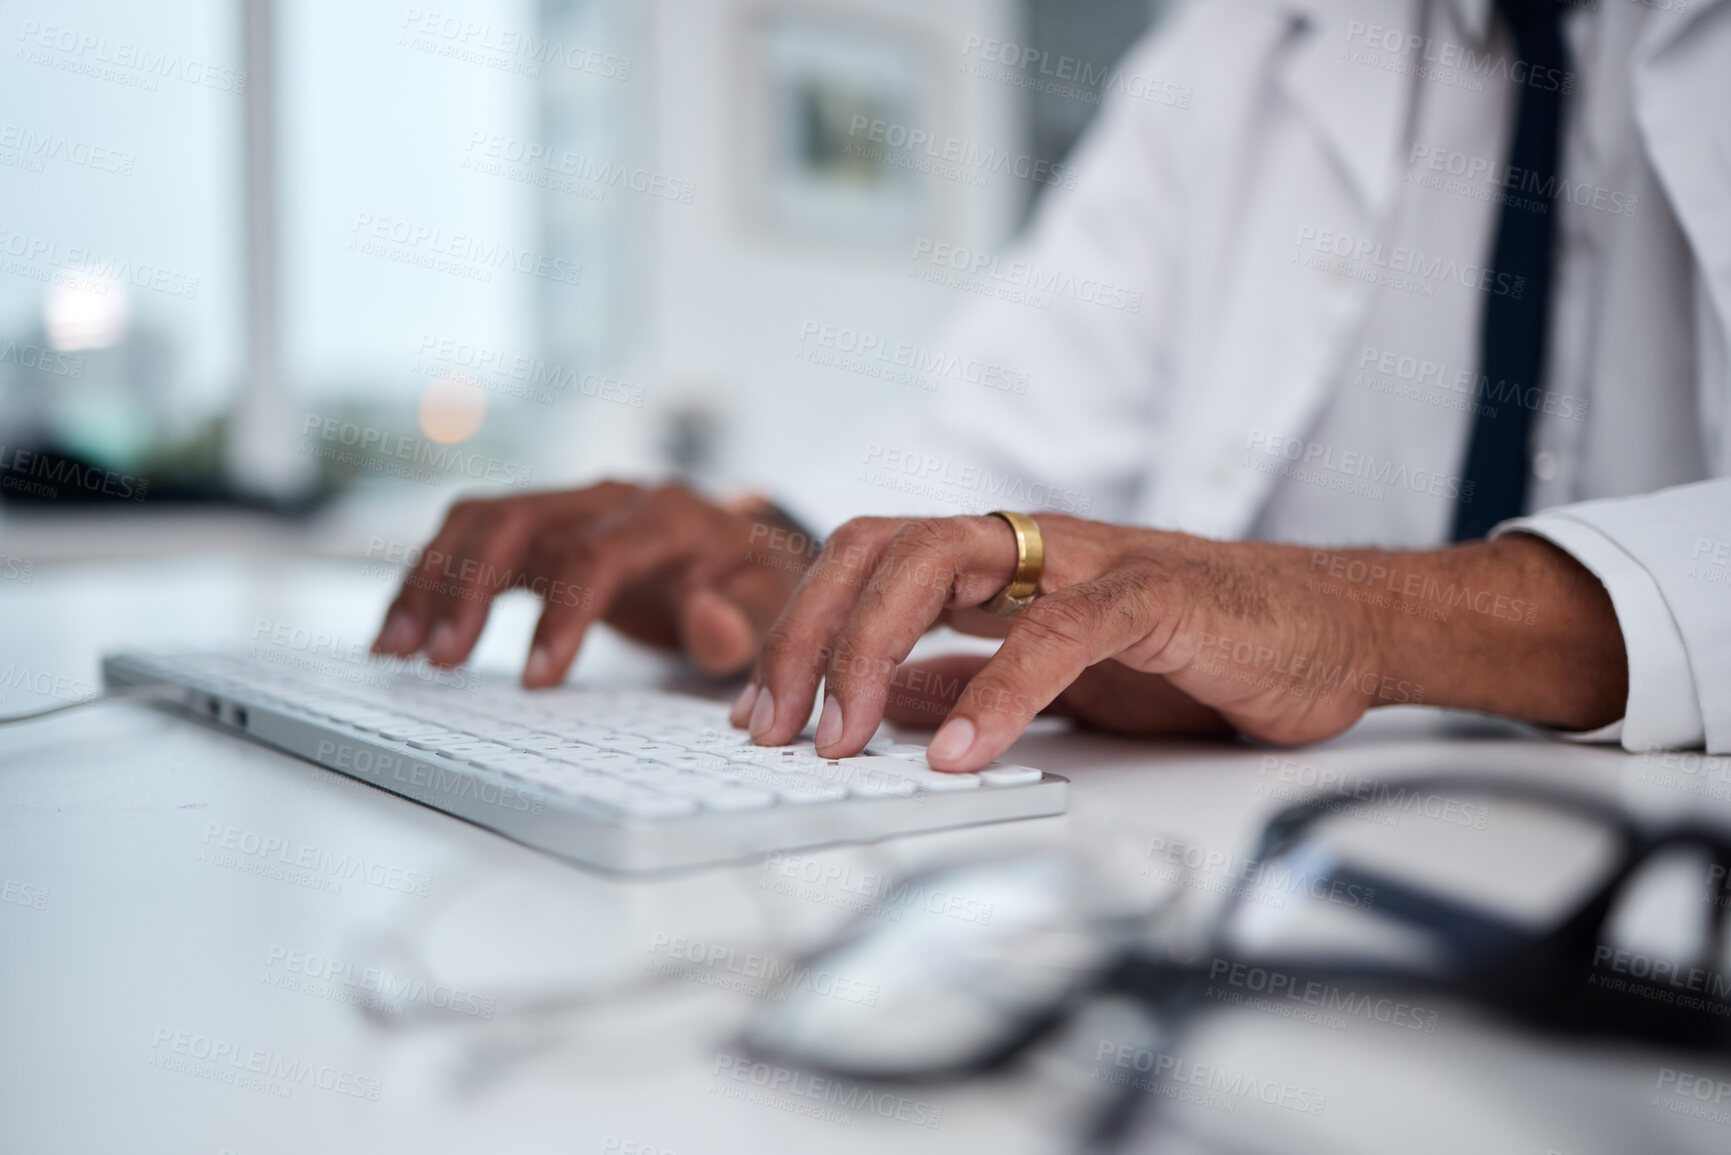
[978, 764, 1043, 787]
[695, 786, 777, 812]
[832, 756, 981, 792]
[405, 733, 466, 750]
[774, 781, 850, 805]
[436, 741, 515, 760]
[612, 791, 700, 820]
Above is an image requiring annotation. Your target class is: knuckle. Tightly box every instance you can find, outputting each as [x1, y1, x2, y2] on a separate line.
[891, 517, 966, 555]
[446, 497, 487, 523]
[826, 638, 890, 683]
[644, 481, 694, 507]
[828, 517, 878, 548]
[758, 627, 804, 668]
[1017, 596, 1098, 650]
[593, 480, 640, 502]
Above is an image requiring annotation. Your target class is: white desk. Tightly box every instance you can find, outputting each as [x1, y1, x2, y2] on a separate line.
[4, 557, 1729, 1155]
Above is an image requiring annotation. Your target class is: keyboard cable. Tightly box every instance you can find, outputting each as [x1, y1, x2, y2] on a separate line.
[0, 682, 176, 725]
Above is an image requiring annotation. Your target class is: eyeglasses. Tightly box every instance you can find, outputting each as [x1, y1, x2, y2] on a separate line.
[740, 775, 1731, 1106]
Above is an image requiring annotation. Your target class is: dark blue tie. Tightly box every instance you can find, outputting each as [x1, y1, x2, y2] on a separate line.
[1451, 0, 1568, 541]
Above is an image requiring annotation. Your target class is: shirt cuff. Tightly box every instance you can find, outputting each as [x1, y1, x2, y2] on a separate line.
[1495, 514, 1705, 751]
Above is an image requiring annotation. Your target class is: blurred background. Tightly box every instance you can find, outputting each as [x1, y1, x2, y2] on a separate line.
[0, 0, 1174, 562]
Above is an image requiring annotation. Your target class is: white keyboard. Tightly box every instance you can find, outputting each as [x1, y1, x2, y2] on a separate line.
[102, 651, 1067, 871]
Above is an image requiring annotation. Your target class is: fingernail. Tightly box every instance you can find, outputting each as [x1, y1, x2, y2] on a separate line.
[748, 687, 776, 740]
[375, 610, 414, 653]
[730, 680, 758, 728]
[524, 645, 556, 687]
[427, 621, 458, 663]
[814, 695, 844, 752]
[927, 716, 977, 768]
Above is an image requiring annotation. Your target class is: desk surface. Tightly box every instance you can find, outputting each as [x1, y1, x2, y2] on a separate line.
[4, 557, 1729, 1155]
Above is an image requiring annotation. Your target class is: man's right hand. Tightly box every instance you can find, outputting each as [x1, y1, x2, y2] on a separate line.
[370, 482, 813, 687]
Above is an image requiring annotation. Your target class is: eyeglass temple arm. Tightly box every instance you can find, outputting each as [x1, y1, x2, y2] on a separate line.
[1312, 862, 1532, 961]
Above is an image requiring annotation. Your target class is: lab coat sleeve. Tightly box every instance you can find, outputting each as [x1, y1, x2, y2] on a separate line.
[776, 16, 1203, 535]
[1497, 477, 1731, 754]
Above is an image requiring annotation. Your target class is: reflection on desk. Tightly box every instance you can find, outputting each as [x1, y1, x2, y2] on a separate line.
[3, 557, 1729, 1154]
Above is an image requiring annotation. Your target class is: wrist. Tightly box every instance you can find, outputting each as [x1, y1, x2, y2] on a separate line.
[1344, 536, 1626, 729]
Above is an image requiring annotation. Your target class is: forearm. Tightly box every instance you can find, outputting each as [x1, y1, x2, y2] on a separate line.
[1311, 534, 1629, 730]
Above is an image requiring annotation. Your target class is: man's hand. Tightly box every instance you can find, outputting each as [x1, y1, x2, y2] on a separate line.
[371, 483, 812, 686]
[734, 514, 1629, 772]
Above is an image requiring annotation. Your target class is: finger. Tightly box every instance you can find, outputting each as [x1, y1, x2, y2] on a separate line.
[374, 486, 634, 658]
[817, 517, 1018, 757]
[678, 585, 757, 676]
[423, 484, 641, 666]
[926, 566, 1175, 771]
[520, 508, 702, 688]
[748, 517, 902, 746]
[420, 512, 543, 667]
[373, 500, 485, 656]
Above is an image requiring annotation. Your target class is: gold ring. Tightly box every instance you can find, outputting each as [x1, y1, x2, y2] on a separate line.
[981, 511, 1044, 617]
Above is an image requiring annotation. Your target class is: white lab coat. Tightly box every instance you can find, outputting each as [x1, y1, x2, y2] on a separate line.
[792, 0, 1731, 753]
